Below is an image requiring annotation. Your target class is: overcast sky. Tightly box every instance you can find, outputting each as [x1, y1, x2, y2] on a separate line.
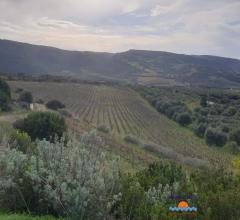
[0, 0, 240, 58]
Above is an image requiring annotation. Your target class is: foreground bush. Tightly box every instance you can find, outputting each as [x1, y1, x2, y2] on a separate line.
[113, 162, 187, 220]
[14, 112, 66, 142]
[0, 132, 120, 220]
[0, 125, 32, 153]
[0, 212, 63, 220]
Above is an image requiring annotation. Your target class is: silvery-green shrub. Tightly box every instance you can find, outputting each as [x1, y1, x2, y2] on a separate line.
[0, 131, 120, 220]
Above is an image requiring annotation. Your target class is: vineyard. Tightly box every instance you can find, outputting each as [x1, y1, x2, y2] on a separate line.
[9, 81, 231, 165]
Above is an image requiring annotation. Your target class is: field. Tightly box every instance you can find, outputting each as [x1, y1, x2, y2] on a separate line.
[8, 81, 232, 166]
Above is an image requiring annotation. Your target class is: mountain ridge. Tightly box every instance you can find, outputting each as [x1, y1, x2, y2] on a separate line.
[1, 39, 240, 87]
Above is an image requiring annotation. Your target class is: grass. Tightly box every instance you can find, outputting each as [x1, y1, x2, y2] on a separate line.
[0, 212, 63, 220]
[8, 80, 232, 168]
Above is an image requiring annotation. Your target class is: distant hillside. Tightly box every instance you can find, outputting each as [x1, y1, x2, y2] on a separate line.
[1, 39, 240, 87]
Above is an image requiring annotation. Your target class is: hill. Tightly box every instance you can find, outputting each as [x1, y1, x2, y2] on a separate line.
[9, 81, 231, 167]
[1, 39, 240, 87]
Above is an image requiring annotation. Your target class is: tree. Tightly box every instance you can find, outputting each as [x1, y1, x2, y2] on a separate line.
[0, 79, 11, 111]
[15, 112, 66, 142]
[46, 100, 65, 110]
[193, 123, 207, 137]
[200, 96, 207, 107]
[19, 91, 33, 103]
[205, 128, 227, 147]
[230, 129, 240, 145]
[176, 112, 192, 126]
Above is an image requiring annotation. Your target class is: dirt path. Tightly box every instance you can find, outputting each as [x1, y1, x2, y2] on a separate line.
[0, 113, 27, 124]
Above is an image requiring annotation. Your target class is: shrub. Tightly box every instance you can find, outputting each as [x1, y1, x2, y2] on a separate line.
[46, 100, 65, 110]
[36, 98, 44, 104]
[0, 125, 33, 153]
[0, 79, 11, 96]
[230, 129, 240, 145]
[97, 124, 111, 133]
[9, 130, 32, 153]
[15, 87, 23, 93]
[14, 112, 66, 142]
[176, 112, 192, 126]
[58, 109, 72, 117]
[19, 91, 33, 103]
[224, 106, 237, 116]
[124, 135, 141, 145]
[200, 96, 207, 107]
[193, 122, 207, 137]
[227, 141, 239, 154]
[0, 133, 120, 220]
[222, 125, 230, 133]
[0, 79, 11, 111]
[114, 162, 185, 220]
[205, 128, 227, 147]
[0, 92, 11, 111]
[143, 142, 178, 160]
[179, 156, 210, 168]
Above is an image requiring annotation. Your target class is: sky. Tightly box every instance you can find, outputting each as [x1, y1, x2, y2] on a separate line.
[0, 0, 240, 58]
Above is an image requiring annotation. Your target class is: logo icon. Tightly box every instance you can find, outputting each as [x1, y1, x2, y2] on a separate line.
[169, 201, 197, 217]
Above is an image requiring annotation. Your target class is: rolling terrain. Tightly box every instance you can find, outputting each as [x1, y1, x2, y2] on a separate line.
[1, 39, 240, 87]
[9, 81, 231, 167]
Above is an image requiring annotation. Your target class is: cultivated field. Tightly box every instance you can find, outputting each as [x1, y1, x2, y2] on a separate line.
[9, 81, 231, 166]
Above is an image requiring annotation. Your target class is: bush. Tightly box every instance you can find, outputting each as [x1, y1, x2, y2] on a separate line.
[200, 96, 207, 107]
[0, 79, 11, 111]
[224, 106, 237, 116]
[143, 142, 178, 160]
[124, 135, 141, 145]
[0, 133, 120, 220]
[176, 112, 192, 126]
[227, 141, 239, 154]
[179, 156, 210, 168]
[114, 162, 186, 220]
[14, 112, 66, 142]
[15, 87, 23, 93]
[19, 91, 33, 103]
[97, 124, 111, 133]
[46, 100, 65, 110]
[9, 130, 32, 153]
[230, 129, 240, 145]
[222, 125, 230, 133]
[36, 98, 44, 104]
[205, 128, 227, 147]
[58, 109, 72, 118]
[193, 122, 207, 137]
[0, 79, 11, 96]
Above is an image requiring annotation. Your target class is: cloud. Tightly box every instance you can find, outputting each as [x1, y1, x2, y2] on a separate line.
[0, 0, 239, 58]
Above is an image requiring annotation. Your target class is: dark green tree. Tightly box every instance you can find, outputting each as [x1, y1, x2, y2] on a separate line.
[0, 79, 11, 111]
[205, 128, 227, 147]
[19, 91, 33, 103]
[15, 112, 66, 142]
[230, 129, 240, 145]
[46, 100, 65, 110]
[176, 112, 192, 126]
[200, 96, 207, 107]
